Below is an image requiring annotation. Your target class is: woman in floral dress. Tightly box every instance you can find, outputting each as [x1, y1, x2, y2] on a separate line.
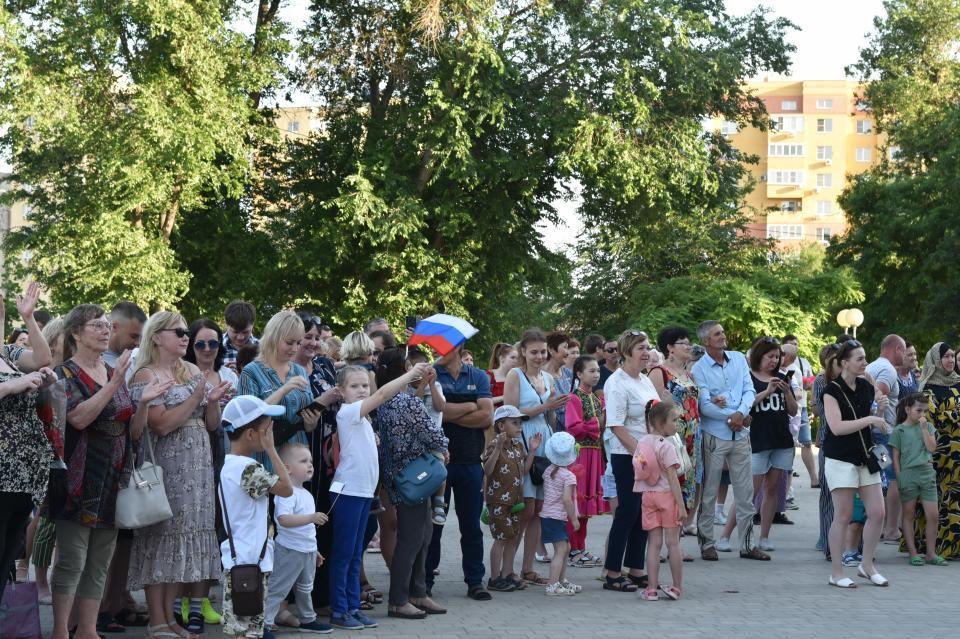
[128, 311, 230, 638]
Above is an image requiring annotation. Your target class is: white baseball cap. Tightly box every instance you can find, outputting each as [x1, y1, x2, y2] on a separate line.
[493, 405, 529, 425]
[222, 395, 285, 432]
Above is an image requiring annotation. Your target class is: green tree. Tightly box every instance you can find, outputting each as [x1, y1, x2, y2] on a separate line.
[620, 243, 863, 359]
[831, 0, 960, 345]
[0, 1, 288, 312]
[263, 0, 794, 340]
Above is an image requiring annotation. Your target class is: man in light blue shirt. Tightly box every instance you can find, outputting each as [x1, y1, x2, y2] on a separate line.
[691, 321, 769, 561]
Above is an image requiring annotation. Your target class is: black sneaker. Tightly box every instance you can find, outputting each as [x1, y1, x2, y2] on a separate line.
[487, 577, 516, 592]
[773, 512, 794, 525]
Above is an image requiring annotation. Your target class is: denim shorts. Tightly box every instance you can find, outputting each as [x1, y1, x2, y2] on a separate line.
[751, 447, 795, 475]
[540, 517, 569, 545]
[601, 472, 618, 500]
[797, 407, 812, 445]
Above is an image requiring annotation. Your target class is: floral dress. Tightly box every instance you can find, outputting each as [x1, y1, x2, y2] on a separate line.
[128, 373, 220, 588]
[0, 345, 52, 506]
[911, 384, 960, 558]
[651, 365, 700, 506]
[54, 360, 134, 527]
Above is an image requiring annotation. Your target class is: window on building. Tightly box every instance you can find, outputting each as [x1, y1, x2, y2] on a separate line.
[767, 170, 805, 185]
[816, 227, 832, 243]
[781, 100, 798, 111]
[816, 173, 833, 188]
[719, 120, 738, 135]
[856, 120, 872, 134]
[816, 200, 833, 217]
[772, 116, 804, 133]
[816, 146, 834, 160]
[288, 121, 300, 133]
[816, 98, 833, 109]
[767, 224, 804, 240]
[768, 143, 804, 157]
[816, 118, 833, 132]
[778, 201, 801, 212]
[856, 147, 872, 162]
[888, 146, 902, 161]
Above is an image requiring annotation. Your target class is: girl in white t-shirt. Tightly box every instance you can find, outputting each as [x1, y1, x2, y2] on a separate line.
[327, 362, 431, 630]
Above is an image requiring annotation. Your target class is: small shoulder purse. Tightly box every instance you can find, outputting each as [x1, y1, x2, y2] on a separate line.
[218, 483, 268, 616]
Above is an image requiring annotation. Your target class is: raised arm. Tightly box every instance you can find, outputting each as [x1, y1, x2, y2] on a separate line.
[360, 363, 431, 417]
[9, 282, 51, 372]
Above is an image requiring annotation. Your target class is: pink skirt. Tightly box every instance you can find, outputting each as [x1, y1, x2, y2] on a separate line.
[570, 447, 608, 517]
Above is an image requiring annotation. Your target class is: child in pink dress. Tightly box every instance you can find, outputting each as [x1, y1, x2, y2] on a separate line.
[564, 355, 607, 567]
[633, 399, 686, 601]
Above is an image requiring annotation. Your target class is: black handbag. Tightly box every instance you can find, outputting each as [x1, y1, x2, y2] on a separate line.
[521, 431, 550, 486]
[218, 483, 268, 616]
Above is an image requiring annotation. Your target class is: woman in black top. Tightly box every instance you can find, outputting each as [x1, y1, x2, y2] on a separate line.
[717, 337, 798, 551]
[822, 340, 890, 588]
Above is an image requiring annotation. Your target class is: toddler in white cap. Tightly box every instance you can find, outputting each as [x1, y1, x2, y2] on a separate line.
[539, 431, 580, 595]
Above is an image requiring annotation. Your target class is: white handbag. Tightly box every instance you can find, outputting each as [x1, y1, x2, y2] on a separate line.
[115, 433, 173, 529]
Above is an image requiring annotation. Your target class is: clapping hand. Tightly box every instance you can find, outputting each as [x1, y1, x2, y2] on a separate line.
[529, 432, 543, 452]
[282, 375, 309, 394]
[37, 367, 57, 389]
[139, 376, 174, 404]
[15, 281, 41, 321]
[546, 393, 569, 411]
[112, 350, 133, 384]
[206, 380, 232, 404]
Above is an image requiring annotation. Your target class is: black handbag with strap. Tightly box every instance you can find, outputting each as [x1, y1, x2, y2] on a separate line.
[218, 483, 268, 616]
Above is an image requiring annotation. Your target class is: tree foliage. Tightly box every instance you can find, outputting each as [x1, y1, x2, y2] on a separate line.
[2, 1, 801, 344]
[0, 0, 288, 311]
[832, 0, 960, 345]
[618, 243, 863, 359]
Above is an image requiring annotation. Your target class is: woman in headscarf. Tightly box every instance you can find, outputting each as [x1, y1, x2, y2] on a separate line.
[912, 342, 960, 559]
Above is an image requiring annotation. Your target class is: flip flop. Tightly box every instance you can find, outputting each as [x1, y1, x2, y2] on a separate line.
[828, 576, 857, 588]
[909, 556, 925, 566]
[926, 556, 948, 566]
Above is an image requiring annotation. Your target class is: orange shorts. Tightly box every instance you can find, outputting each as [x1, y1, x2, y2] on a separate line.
[641, 490, 681, 531]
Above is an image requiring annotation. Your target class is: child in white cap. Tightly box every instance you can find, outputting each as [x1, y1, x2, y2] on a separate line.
[218, 395, 295, 639]
[540, 431, 580, 595]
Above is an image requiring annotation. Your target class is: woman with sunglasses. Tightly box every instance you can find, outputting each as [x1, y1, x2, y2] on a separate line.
[185, 318, 239, 461]
[822, 339, 890, 588]
[128, 312, 231, 637]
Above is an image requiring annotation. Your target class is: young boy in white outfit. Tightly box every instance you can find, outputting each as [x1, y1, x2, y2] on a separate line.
[219, 396, 294, 639]
[263, 443, 331, 634]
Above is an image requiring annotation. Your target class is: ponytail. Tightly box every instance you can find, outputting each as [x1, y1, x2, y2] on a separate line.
[646, 398, 678, 433]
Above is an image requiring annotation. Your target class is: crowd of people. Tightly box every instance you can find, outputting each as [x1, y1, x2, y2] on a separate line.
[1, 283, 958, 638]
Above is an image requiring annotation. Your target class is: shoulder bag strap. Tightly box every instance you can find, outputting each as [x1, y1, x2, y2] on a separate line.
[519, 370, 545, 405]
[830, 381, 873, 457]
[218, 482, 238, 562]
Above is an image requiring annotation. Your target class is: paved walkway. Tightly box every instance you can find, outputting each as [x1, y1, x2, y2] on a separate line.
[36, 449, 955, 638]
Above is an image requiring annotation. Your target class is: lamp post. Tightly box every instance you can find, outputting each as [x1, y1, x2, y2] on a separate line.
[836, 308, 865, 338]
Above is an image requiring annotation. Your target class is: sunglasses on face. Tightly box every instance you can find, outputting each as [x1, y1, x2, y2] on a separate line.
[761, 336, 781, 345]
[604, 347, 619, 353]
[159, 328, 189, 339]
[628, 330, 648, 338]
[194, 339, 220, 351]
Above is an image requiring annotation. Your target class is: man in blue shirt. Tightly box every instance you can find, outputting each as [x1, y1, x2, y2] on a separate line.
[691, 321, 769, 561]
[425, 344, 494, 600]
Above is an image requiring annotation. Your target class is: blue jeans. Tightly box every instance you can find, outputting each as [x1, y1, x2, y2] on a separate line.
[328, 493, 372, 616]
[604, 454, 647, 572]
[425, 463, 485, 589]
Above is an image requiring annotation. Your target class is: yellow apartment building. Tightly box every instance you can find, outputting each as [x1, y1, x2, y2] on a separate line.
[712, 79, 888, 247]
[274, 106, 324, 140]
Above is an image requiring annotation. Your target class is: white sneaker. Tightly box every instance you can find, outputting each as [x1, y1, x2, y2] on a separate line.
[759, 538, 776, 551]
[714, 507, 727, 526]
[716, 537, 732, 552]
[545, 582, 575, 596]
[560, 579, 582, 593]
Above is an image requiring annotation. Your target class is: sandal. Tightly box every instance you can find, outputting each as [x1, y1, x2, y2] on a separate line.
[521, 571, 549, 585]
[567, 550, 595, 568]
[114, 608, 149, 627]
[466, 584, 492, 600]
[660, 585, 682, 600]
[360, 582, 384, 604]
[828, 576, 857, 588]
[387, 604, 427, 620]
[410, 597, 447, 614]
[145, 625, 181, 639]
[580, 551, 602, 566]
[909, 555, 925, 566]
[926, 555, 948, 566]
[602, 575, 638, 592]
[96, 611, 126, 633]
[640, 588, 659, 601]
[359, 600, 375, 611]
[626, 573, 649, 589]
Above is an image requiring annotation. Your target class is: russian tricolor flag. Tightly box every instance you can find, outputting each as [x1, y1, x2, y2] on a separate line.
[407, 314, 479, 356]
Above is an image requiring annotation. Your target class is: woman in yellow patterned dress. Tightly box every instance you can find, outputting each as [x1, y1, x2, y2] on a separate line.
[914, 342, 960, 559]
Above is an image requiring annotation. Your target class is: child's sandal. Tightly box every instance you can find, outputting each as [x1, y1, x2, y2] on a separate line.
[910, 555, 925, 566]
[659, 585, 682, 600]
[640, 588, 659, 601]
[927, 555, 948, 566]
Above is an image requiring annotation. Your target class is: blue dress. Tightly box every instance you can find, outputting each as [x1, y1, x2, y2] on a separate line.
[238, 360, 314, 471]
[516, 368, 553, 499]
